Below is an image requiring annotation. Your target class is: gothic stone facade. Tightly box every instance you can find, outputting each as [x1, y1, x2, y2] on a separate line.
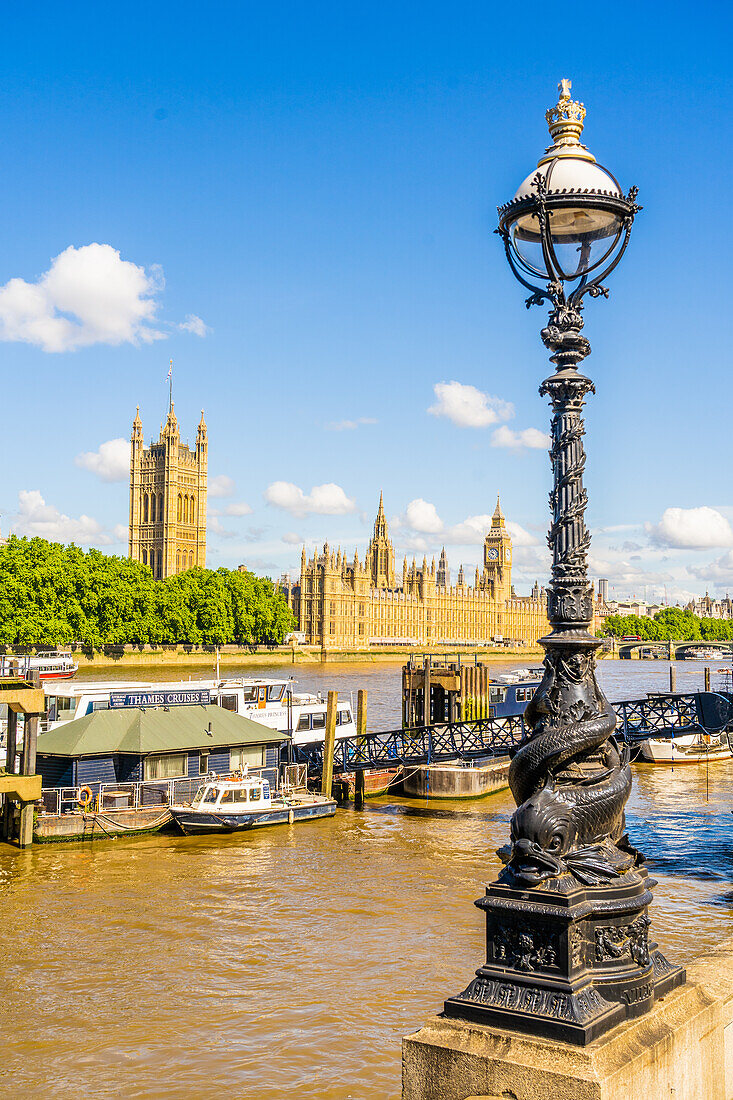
[284, 495, 551, 649]
[128, 405, 208, 579]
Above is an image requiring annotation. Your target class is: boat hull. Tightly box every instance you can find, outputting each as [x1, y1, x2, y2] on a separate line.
[170, 797, 336, 835]
[638, 736, 733, 764]
[339, 767, 402, 799]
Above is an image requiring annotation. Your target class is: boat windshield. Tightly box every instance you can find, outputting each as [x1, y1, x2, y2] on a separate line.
[192, 787, 206, 806]
[203, 787, 220, 804]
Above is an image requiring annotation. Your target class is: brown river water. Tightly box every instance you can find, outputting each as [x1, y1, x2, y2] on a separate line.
[3, 659, 733, 1098]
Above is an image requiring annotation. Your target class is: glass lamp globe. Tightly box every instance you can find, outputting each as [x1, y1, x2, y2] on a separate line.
[500, 80, 629, 285]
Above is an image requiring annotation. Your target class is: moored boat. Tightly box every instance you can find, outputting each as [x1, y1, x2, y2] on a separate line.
[169, 770, 336, 834]
[638, 733, 733, 764]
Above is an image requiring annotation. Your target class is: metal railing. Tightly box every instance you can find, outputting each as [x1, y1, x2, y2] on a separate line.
[292, 691, 733, 773]
[40, 766, 280, 815]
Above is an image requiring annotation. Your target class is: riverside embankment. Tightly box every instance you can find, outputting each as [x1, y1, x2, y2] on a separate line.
[3, 659, 731, 1099]
[70, 642, 545, 671]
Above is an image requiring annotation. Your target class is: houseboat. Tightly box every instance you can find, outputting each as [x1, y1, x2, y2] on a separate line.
[34, 703, 289, 842]
[169, 770, 335, 835]
[42, 676, 356, 745]
[488, 668, 543, 717]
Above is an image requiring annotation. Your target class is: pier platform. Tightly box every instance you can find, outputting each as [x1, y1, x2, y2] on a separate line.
[402, 757, 509, 800]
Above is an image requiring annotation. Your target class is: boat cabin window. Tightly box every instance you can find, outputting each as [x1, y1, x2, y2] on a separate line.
[242, 687, 259, 704]
[250, 786, 262, 803]
[233, 788, 249, 803]
[192, 786, 205, 806]
[312, 712, 326, 730]
[220, 789, 235, 804]
[489, 687, 506, 705]
[266, 684, 285, 702]
[218, 694, 238, 712]
[47, 696, 76, 722]
[515, 688, 533, 702]
[203, 787, 219, 803]
[144, 752, 188, 780]
[336, 709, 351, 725]
[296, 714, 311, 732]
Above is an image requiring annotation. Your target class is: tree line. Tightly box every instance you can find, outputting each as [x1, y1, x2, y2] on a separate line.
[0, 536, 295, 647]
[601, 607, 733, 642]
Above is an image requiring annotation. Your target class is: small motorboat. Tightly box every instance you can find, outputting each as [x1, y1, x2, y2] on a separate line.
[169, 769, 336, 835]
[638, 732, 733, 764]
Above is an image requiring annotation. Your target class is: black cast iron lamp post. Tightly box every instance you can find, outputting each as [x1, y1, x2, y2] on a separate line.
[443, 80, 684, 1045]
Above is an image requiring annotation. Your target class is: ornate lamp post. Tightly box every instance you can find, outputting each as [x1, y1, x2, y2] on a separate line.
[444, 81, 684, 1044]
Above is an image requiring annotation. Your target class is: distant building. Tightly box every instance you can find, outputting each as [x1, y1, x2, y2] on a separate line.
[128, 404, 208, 578]
[598, 578, 609, 604]
[685, 593, 733, 620]
[283, 495, 551, 649]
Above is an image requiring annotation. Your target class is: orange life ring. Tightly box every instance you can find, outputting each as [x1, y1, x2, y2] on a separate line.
[77, 785, 93, 809]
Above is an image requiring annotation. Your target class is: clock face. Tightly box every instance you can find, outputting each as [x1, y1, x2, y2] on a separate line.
[487, 548, 499, 561]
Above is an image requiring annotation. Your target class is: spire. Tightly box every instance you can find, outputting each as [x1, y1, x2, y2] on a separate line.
[457, 563, 465, 586]
[197, 409, 207, 437]
[132, 406, 143, 440]
[492, 495, 506, 528]
[377, 489, 384, 517]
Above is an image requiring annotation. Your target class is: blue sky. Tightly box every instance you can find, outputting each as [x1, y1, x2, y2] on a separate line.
[0, 1, 731, 604]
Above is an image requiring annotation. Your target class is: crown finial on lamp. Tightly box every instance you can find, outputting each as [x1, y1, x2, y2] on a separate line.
[539, 77, 594, 166]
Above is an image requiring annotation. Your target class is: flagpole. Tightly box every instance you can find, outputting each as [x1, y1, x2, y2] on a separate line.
[168, 359, 173, 412]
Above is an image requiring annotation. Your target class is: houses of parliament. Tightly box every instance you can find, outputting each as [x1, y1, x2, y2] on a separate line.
[128, 404, 208, 579]
[283, 495, 552, 649]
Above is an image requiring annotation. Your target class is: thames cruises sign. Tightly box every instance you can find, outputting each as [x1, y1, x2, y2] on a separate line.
[109, 689, 212, 709]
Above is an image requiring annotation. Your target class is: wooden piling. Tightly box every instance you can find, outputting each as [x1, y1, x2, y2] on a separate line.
[423, 657, 431, 726]
[669, 664, 677, 693]
[321, 690, 338, 799]
[704, 667, 711, 693]
[18, 713, 39, 848]
[355, 689, 367, 809]
[2, 710, 17, 841]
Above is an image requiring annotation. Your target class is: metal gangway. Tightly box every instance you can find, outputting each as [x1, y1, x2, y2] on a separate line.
[291, 691, 733, 773]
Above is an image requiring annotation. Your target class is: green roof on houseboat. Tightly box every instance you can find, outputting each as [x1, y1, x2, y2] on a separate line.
[36, 704, 288, 758]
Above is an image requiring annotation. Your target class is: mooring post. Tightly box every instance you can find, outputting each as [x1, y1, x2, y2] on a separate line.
[669, 663, 677, 693]
[321, 690, 337, 799]
[2, 709, 18, 841]
[355, 688, 367, 810]
[18, 713, 39, 848]
[423, 656, 431, 725]
[704, 666, 711, 693]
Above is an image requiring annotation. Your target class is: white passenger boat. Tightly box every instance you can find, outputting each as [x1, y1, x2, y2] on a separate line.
[2, 652, 78, 680]
[639, 732, 733, 764]
[42, 676, 356, 745]
[169, 770, 336, 834]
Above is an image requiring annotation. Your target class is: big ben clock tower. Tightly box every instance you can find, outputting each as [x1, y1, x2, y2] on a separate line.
[483, 496, 512, 601]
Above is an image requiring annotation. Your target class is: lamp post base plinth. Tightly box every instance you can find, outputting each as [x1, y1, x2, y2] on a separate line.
[443, 868, 685, 1046]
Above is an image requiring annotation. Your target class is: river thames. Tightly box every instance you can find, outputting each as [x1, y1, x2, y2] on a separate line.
[2, 659, 733, 1098]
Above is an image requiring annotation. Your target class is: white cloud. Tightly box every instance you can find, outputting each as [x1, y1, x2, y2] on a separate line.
[689, 552, 733, 584]
[491, 426, 550, 450]
[179, 314, 209, 337]
[646, 507, 733, 550]
[224, 502, 252, 517]
[325, 417, 378, 431]
[264, 481, 356, 518]
[428, 381, 514, 429]
[0, 244, 165, 353]
[75, 437, 129, 482]
[13, 489, 107, 544]
[112, 524, 128, 543]
[282, 532, 302, 545]
[398, 502, 538, 550]
[404, 498, 444, 534]
[209, 475, 236, 498]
